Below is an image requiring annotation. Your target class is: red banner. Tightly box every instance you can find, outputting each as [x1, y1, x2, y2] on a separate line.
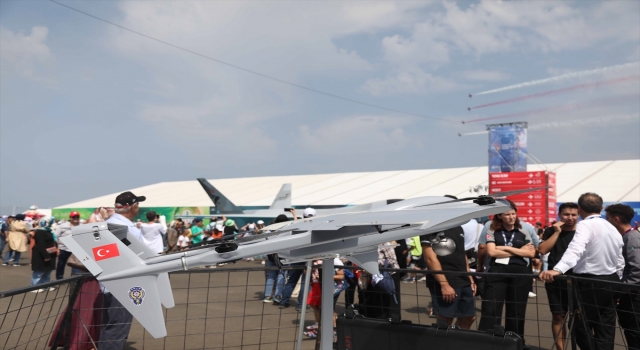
[489, 171, 546, 180]
[489, 171, 556, 226]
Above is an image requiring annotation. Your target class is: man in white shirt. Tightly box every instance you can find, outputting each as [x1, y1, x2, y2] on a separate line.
[140, 211, 166, 254]
[540, 192, 624, 350]
[462, 219, 478, 252]
[101, 191, 146, 350]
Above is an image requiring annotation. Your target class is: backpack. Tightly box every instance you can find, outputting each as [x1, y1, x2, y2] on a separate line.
[371, 260, 395, 294]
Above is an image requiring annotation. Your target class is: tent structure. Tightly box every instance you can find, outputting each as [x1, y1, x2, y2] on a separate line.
[55, 159, 639, 209]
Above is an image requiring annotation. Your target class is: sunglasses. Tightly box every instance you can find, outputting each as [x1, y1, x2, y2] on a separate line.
[70, 216, 80, 219]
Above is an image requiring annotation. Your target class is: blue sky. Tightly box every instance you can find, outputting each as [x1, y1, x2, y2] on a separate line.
[1, 1, 639, 213]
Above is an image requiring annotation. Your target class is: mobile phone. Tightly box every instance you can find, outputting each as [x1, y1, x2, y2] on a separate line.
[524, 239, 531, 245]
[284, 208, 294, 212]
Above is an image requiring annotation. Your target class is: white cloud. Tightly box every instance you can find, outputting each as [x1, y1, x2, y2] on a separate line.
[366, 1, 640, 96]
[459, 70, 510, 82]
[138, 95, 280, 162]
[297, 115, 420, 158]
[361, 66, 460, 96]
[0, 26, 52, 80]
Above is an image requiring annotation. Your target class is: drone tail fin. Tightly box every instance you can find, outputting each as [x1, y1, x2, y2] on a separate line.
[269, 183, 292, 210]
[60, 222, 172, 338]
[102, 275, 168, 338]
[197, 178, 244, 214]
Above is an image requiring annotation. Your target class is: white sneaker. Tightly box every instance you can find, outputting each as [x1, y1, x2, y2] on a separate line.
[48, 287, 56, 292]
[31, 289, 45, 293]
[528, 291, 536, 298]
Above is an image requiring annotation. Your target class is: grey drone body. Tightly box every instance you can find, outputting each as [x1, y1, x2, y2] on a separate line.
[61, 196, 511, 339]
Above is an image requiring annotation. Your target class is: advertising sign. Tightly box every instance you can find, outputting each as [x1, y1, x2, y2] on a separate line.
[488, 122, 528, 173]
[489, 170, 556, 225]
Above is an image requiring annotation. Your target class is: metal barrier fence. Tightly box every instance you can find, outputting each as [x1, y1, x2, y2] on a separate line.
[1, 266, 637, 350]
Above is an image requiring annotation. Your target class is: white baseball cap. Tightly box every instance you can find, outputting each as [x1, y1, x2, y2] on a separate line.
[303, 207, 316, 218]
[257, 220, 264, 225]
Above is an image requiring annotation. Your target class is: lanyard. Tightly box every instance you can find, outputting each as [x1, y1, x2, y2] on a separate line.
[501, 231, 516, 247]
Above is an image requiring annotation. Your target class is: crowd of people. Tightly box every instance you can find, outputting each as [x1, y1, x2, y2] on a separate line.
[1, 191, 640, 350]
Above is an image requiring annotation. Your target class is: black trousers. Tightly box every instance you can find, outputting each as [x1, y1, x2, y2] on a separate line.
[478, 265, 532, 339]
[573, 273, 620, 350]
[617, 290, 640, 350]
[99, 292, 134, 350]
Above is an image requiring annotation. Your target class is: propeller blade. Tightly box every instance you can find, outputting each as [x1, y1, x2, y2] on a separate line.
[416, 187, 549, 208]
[489, 187, 549, 198]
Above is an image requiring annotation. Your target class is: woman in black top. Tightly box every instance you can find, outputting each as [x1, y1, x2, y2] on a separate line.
[478, 200, 536, 343]
[31, 217, 57, 291]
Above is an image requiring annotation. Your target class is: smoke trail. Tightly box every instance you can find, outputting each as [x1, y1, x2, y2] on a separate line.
[469, 76, 640, 110]
[473, 62, 639, 96]
[458, 130, 488, 137]
[464, 104, 576, 124]
[528, 114, 639, 130]
[458, 114, 638, 137]
[463, 94, 639, 124]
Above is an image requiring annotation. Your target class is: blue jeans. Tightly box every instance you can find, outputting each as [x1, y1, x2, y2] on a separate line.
[264, 259, 285, 298]
[281, 263, 306, 307]
[4, 250, 21, 264]
[32, 270, 51, 286]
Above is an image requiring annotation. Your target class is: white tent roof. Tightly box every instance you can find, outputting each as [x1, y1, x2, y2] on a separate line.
[56, 159, 640, 209]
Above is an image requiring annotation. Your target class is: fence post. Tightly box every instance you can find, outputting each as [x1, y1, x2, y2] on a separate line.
[50, 276, 86, 350]
[566, 276, 576, 350]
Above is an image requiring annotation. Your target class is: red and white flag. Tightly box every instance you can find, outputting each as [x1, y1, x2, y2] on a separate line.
[92, 243, 120, 261]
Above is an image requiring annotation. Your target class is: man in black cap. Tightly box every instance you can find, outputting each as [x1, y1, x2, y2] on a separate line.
[100, 191, 146, 350]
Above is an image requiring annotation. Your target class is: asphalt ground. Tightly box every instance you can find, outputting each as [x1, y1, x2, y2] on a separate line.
[0, 251, 629, 349]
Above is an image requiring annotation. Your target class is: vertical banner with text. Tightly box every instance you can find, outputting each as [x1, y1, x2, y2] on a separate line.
[489, 171, 556, 225]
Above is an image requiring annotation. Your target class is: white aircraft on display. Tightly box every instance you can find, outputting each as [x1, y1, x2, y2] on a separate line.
[60, 190, 533, 348]
[194, 178, 403, 224]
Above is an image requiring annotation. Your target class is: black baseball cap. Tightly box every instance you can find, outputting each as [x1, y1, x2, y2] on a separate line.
[115, 191, 146, 208]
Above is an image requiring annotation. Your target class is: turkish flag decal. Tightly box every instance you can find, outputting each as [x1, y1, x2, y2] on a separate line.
[92, 243, 120, 261]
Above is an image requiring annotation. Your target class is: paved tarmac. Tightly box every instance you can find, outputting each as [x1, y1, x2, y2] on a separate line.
[0, 251, 629, 349]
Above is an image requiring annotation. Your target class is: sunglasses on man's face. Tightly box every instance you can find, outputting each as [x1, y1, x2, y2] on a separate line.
[70, 216, 80, 219]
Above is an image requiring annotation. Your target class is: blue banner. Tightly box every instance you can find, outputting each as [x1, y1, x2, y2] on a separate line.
[488, 123, 527, 173]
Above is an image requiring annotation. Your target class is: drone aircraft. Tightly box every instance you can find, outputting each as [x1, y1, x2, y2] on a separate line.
[61, 193, 521, 339]
[195, 178, 401, 224]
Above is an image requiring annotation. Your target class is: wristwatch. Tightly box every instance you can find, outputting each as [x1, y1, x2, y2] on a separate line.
[553, 267, 563, 274]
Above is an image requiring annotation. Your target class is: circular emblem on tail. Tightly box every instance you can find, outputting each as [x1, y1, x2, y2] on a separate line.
[128, 286, 145, 306]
